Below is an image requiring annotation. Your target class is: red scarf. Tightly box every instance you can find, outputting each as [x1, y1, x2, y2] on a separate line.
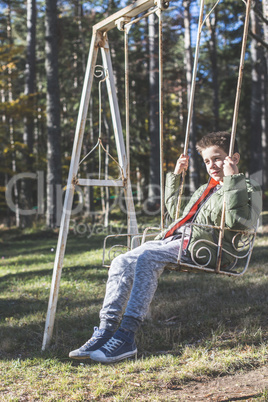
[164, 177, 219, 239]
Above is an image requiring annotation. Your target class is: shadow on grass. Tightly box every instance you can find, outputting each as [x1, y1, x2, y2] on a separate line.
[250, 245, 268, 264]
[0, 318, 100, 364]
[1, 234, 104, 259]
[0, 263, 108, 286]
[1, 268, 267, 362]
[0, 293, 104, 320]
[1, 226, 267, 364]
[0, 287, 104, 362]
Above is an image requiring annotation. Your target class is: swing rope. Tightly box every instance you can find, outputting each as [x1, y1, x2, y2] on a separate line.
[121, 4, 165, 230]
[124, 28, 130, 184]
[175, 0, 251, 222]
[216, 0, 252, 272]
[158, 7, 165, 231]
[170, 0, 252, 273]
[175, 0, 221, 220]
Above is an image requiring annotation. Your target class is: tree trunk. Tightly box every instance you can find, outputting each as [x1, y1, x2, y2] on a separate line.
[262, 0, 268, 67]
[261, 0, 268, 190]
[74, 0, 92, 218]
[136, 167, 142, 207]
[148, 12, 160, 211]
[260, 57, 267, 190]
[7, 0, 20, 227]
[206, 8, 219, 131]
[45, 0, 62, 227]
[183, 0, 199, 193]
[249, 2, 263, 183]
[77, 0, 86, 77]
[21, 0, 36, 227]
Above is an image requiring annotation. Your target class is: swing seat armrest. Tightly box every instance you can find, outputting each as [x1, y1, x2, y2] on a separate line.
[174, 221, 258, 276]
[102, 233, 139, 267]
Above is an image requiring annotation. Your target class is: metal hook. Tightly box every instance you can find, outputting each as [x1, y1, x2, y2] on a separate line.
[94, 65, 108, 82]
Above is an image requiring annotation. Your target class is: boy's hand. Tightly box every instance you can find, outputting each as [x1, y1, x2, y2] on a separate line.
[223, 155, 239, 177]
[174, 154, 189, 175]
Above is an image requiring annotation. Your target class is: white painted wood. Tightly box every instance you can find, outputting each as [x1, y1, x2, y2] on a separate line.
[77, 178, 124, 187]
[42, 32, 99, 351]
[94, 0, 155, 32]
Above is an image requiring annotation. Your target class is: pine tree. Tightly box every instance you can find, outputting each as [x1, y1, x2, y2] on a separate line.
[45, 0, 62, 227]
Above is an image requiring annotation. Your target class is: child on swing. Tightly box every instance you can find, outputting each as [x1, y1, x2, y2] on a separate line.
[69, 131, 262, 363]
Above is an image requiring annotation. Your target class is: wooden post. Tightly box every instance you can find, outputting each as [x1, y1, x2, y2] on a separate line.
[42, 32, 100, 350]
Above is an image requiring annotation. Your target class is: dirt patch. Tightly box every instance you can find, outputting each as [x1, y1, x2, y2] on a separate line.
[167, 366, 268, 401]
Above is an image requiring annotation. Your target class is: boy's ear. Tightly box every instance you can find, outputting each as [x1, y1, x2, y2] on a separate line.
[232, 152, 240, 165]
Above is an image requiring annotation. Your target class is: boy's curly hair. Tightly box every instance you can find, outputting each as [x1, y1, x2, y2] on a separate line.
[196, 131, 239, 155]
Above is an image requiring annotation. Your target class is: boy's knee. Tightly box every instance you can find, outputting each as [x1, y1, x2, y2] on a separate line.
[137, 249, 154, 263]
[110, 250, 137, 270]
[111, 253, 127, 266]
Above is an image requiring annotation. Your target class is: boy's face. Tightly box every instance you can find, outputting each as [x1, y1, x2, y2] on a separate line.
[201, 145, 228, 183]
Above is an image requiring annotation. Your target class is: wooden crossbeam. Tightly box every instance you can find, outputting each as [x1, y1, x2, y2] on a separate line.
[76, 178, 124, 187]
[94, 0, 155, 33]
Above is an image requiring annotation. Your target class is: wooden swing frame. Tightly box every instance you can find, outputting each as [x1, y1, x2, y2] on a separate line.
[42, 0, 169, 351]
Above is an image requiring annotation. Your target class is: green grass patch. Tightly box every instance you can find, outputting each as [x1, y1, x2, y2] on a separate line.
[0, 217, 267, 400]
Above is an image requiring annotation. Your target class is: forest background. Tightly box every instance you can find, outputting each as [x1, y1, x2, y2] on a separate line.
[0, 0, 267, 234]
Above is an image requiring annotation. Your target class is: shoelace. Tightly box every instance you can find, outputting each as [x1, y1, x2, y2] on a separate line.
[82, 327, 100, 349]
[103, 337, 122, 353]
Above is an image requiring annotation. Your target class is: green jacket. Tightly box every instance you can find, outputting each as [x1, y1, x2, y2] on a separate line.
[155, 172, 262, 268]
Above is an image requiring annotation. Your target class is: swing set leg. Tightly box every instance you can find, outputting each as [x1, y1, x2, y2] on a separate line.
[42, 26, 139, 350]
[42, 32, 100, 351]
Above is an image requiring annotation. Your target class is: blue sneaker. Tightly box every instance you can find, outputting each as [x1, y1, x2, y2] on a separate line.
[69, 327, 113, 359]
[90, 328, 137, 363]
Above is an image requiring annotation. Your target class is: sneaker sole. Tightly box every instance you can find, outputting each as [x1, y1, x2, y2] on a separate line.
[90, 348, 137, 364]
[69, 352, 93, 359]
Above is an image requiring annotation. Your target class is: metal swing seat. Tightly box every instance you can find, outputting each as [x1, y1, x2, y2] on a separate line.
[102, 0, 259, 277]
[103, 221, 259, 277]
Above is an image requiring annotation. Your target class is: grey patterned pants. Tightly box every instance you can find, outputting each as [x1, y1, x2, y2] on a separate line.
[99, 237, 182, 333]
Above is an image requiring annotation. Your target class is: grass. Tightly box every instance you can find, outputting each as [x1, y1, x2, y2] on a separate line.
[0, 213, 268, 401]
